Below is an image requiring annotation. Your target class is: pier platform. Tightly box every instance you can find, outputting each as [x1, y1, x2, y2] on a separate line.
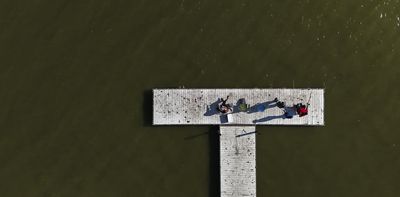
[153, 89, 324, 125]
[220, 126, 256, 197]
[153, 88, 325, 197]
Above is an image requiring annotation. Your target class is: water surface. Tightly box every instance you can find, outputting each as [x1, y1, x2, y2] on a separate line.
[0, 0, 399, 196]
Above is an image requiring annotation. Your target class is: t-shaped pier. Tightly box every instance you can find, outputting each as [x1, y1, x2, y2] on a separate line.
[153, 89, 324, 197]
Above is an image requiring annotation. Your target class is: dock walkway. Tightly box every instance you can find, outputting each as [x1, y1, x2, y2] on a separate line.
[220, 126, 256, 197]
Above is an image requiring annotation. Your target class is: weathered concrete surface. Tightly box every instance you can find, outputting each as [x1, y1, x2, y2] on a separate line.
[220, 126, 256, 197]
[153, 89, 324, 125]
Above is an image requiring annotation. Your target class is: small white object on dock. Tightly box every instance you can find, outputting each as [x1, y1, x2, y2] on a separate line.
[220, 126, 256, 197]
[153, 89, 324, 125]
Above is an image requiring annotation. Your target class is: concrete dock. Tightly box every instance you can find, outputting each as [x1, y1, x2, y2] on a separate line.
[153, 89, 324, 125]
[220, 126, 256, 197]
[153, 88, 325, 197]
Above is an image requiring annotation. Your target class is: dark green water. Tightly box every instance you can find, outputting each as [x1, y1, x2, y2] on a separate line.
[1, 0, 399, 196]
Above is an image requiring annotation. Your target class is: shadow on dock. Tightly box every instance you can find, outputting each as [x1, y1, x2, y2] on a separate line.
[247, 100, 277, 114]
[142, 90, 153, 127]
[252, 107, 297, 123]
[204, 99, 220, 116]
[253, 114, 285, 123]
[208, 125, 220, 197]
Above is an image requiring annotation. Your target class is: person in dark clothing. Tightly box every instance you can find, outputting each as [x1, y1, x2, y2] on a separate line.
[217, 96, 231, 114]
[284, 111, 293, 119]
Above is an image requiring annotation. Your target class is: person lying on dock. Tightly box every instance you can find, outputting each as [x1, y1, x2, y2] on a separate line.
[217, 96, 232, 114]
[295, 103, 308, 117]
[284, 111, 293, 119]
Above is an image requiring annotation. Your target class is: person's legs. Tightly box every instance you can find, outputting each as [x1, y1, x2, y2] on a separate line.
[221, 96, 229, 105]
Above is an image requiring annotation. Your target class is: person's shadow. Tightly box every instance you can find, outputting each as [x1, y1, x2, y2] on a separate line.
[247, 100, 277, 114]
[204, 99, 221, 116]
[253, 114, 286, 123]
[252, 106, 297, 123]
